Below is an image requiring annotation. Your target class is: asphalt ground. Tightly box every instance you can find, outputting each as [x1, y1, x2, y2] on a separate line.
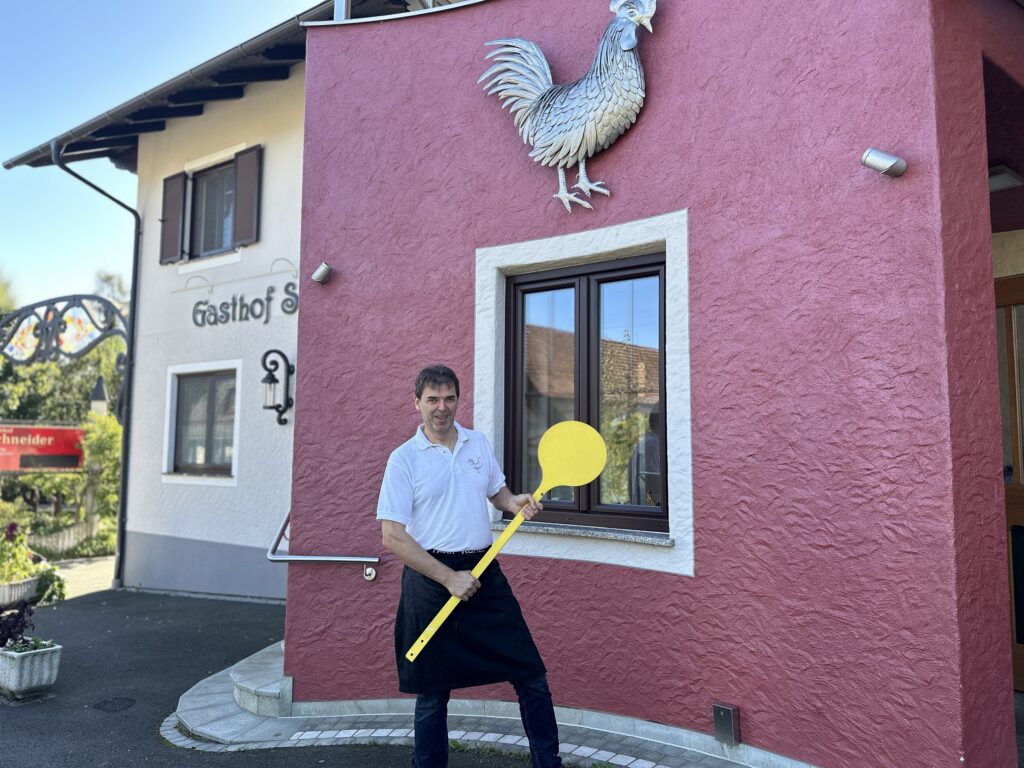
[2, 589, 536, 768]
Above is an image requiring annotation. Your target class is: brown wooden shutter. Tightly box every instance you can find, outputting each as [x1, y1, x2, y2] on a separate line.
[232, 145, 262, 247]
[159, 172, 187, 264]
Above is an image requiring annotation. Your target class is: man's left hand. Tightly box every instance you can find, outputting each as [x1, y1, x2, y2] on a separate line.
[509, 493, 542, 521]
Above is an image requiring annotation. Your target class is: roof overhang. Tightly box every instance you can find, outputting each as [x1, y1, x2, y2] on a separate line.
[4, 1, 333, 173]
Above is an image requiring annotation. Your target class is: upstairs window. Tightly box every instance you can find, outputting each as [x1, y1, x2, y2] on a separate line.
[191, 162, 236, 258]
[506, 254, 667, 532]
[160, 145, 261, 264]
[344, 0, 467, 20]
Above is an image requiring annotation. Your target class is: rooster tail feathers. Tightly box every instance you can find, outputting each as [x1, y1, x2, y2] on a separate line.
[479, 38, 553, 138]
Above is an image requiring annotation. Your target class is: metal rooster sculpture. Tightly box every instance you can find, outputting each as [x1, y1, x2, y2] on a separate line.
[479, 0, 656, 212]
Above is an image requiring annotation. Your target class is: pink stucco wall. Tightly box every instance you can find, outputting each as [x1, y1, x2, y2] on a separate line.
[287, 0, 1023, 765]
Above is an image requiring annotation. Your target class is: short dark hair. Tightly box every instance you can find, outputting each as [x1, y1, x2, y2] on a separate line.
[415, 365, 460, 399]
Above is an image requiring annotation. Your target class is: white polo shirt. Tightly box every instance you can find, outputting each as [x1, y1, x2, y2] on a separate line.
[376, 422, 506, 552]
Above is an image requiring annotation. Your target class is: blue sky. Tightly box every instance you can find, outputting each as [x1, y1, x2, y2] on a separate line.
[0, 0, 318, 308]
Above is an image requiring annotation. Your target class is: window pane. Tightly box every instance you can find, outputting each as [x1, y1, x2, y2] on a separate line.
[174, 372, 234, 474]
[999, 310, 1013, 483]
[192, 165, 235, 256]
[211, 376, 236, 465]
[597, 275, 662, 506]
[175, 377, 210, 467]
[1014, 305, 1024, 486]
[522, 288, 575, 502]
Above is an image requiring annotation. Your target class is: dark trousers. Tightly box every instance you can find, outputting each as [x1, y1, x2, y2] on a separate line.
[411, 674, 563, 768]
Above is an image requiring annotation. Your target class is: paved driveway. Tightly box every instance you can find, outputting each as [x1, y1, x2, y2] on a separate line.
[4, 590, 534, 768]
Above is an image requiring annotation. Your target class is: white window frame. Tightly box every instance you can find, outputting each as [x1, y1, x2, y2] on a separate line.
[162, 359, 242, 487]
[328, 0, 489, 24]
[474, 210, 693, 576]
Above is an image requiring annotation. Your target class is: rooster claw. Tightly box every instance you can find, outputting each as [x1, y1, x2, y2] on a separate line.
[573, 180, 610, 198]
[554, 191, 593, 212]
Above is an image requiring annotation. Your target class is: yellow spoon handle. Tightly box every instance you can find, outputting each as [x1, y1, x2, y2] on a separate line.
[404, 485, 547, 662]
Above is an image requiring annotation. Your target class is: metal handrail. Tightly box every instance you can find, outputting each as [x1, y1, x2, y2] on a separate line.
[267, 511, 379, 581]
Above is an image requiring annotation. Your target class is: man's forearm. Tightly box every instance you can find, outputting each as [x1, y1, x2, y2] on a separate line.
[489, 486, 517, 515]
[382, 523, 455, 585]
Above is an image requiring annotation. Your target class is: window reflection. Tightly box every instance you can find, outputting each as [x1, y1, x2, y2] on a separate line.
[192, 165, 235, 257]
[597, 276, 662, 507]
[522, 289, 574, 502]
[175, 371, 235, 474]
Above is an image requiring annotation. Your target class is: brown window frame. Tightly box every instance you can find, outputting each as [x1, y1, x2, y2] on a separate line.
[173, 370, 235, 477]
[505, 253, 668, 532]
[159, 145, 261, 265]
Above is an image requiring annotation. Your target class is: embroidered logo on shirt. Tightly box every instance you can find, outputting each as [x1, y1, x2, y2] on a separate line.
[466, 456, 482, 472]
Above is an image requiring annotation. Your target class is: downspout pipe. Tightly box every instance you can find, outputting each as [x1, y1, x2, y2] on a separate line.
[50, 140, 140, 589]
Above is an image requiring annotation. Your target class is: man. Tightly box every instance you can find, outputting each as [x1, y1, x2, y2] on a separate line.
[378, 364, 563, 768]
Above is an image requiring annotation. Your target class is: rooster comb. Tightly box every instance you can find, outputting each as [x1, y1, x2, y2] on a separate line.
[610, 0, 656, 14]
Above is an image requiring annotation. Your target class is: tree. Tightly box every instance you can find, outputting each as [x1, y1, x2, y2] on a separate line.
[0, 271, 15, 315]
[0, 271, 126, 546]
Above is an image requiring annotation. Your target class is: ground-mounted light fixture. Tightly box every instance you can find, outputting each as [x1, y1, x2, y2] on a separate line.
[261, 349, 295, 425]
[861, 147, 907, 178]
[713, 703, 741, 746]
[989, 164, 1024, 193]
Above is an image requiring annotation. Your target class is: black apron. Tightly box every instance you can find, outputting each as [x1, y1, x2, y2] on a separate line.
[395, 552, 546, 694]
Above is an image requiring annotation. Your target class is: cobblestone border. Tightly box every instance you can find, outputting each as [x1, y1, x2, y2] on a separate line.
[162, 713, 690, 767]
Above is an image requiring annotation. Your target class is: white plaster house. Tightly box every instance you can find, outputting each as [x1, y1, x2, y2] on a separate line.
[5, 3, 335, 598]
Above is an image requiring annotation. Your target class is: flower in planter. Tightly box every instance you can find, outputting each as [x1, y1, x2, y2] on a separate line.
[0, 601, 61, 700]
[0, 602, 54, 652]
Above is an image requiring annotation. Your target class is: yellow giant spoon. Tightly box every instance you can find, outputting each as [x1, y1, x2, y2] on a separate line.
[405, 420, 607, 662]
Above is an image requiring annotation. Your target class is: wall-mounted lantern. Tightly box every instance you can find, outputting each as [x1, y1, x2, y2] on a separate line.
[90, 376, 109, 416]
[261, 349, 294, 425]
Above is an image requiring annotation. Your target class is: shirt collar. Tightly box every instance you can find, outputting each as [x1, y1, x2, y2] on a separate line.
[414, 421, 469, 450]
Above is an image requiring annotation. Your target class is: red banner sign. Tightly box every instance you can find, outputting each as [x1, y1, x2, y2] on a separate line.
[0, 425, 85, 472]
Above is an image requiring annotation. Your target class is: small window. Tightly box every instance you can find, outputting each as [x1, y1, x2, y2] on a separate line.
[348, 0, 461, 20]
[191, 162, 236, 258]
[506, 254, 666, 531]
[173, 371, 236, 476]
[160, 146, 261, 264]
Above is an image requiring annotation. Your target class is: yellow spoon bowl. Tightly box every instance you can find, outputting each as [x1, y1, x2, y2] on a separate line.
[405, 420, 607, 662]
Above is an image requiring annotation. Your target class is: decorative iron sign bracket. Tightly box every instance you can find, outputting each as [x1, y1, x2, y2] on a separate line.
[0, 295, 130, 423]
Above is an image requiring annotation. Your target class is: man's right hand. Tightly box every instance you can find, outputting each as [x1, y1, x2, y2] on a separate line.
[445, 570, 481, 601]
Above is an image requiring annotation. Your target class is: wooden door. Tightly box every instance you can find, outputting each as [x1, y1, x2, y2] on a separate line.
[996, 275, 1024, 691]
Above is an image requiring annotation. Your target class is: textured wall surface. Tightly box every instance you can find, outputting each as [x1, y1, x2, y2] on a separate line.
[931, 1, 1024, 764]
[287, 1, 1021, 766]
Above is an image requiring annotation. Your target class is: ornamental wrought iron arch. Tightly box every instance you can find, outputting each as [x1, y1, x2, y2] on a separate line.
[0, 294, 130, 423]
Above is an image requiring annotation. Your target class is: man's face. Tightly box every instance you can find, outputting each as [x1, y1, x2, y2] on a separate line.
[416, 382, 459, 440]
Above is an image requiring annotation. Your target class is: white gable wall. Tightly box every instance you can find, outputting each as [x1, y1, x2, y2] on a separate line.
[123, 64, 306, 598]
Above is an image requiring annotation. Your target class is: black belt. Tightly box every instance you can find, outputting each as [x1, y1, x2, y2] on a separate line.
[427, 548, 488, 556]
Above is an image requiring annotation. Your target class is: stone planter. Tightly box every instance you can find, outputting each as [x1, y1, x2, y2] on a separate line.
[0, 642, 62, 699]
[0, 575, 40, 610]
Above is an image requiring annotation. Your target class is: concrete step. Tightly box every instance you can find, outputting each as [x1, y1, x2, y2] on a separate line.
[229, 641, 291, 717]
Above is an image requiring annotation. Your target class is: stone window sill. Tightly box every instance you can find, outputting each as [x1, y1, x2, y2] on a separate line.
[491, 520, 674, 548]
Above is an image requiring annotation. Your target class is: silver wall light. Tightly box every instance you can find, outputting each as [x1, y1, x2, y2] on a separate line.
[261, 349, 295, 425]
[310, 262, 332, 284]
[861, 148, 907, 178]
